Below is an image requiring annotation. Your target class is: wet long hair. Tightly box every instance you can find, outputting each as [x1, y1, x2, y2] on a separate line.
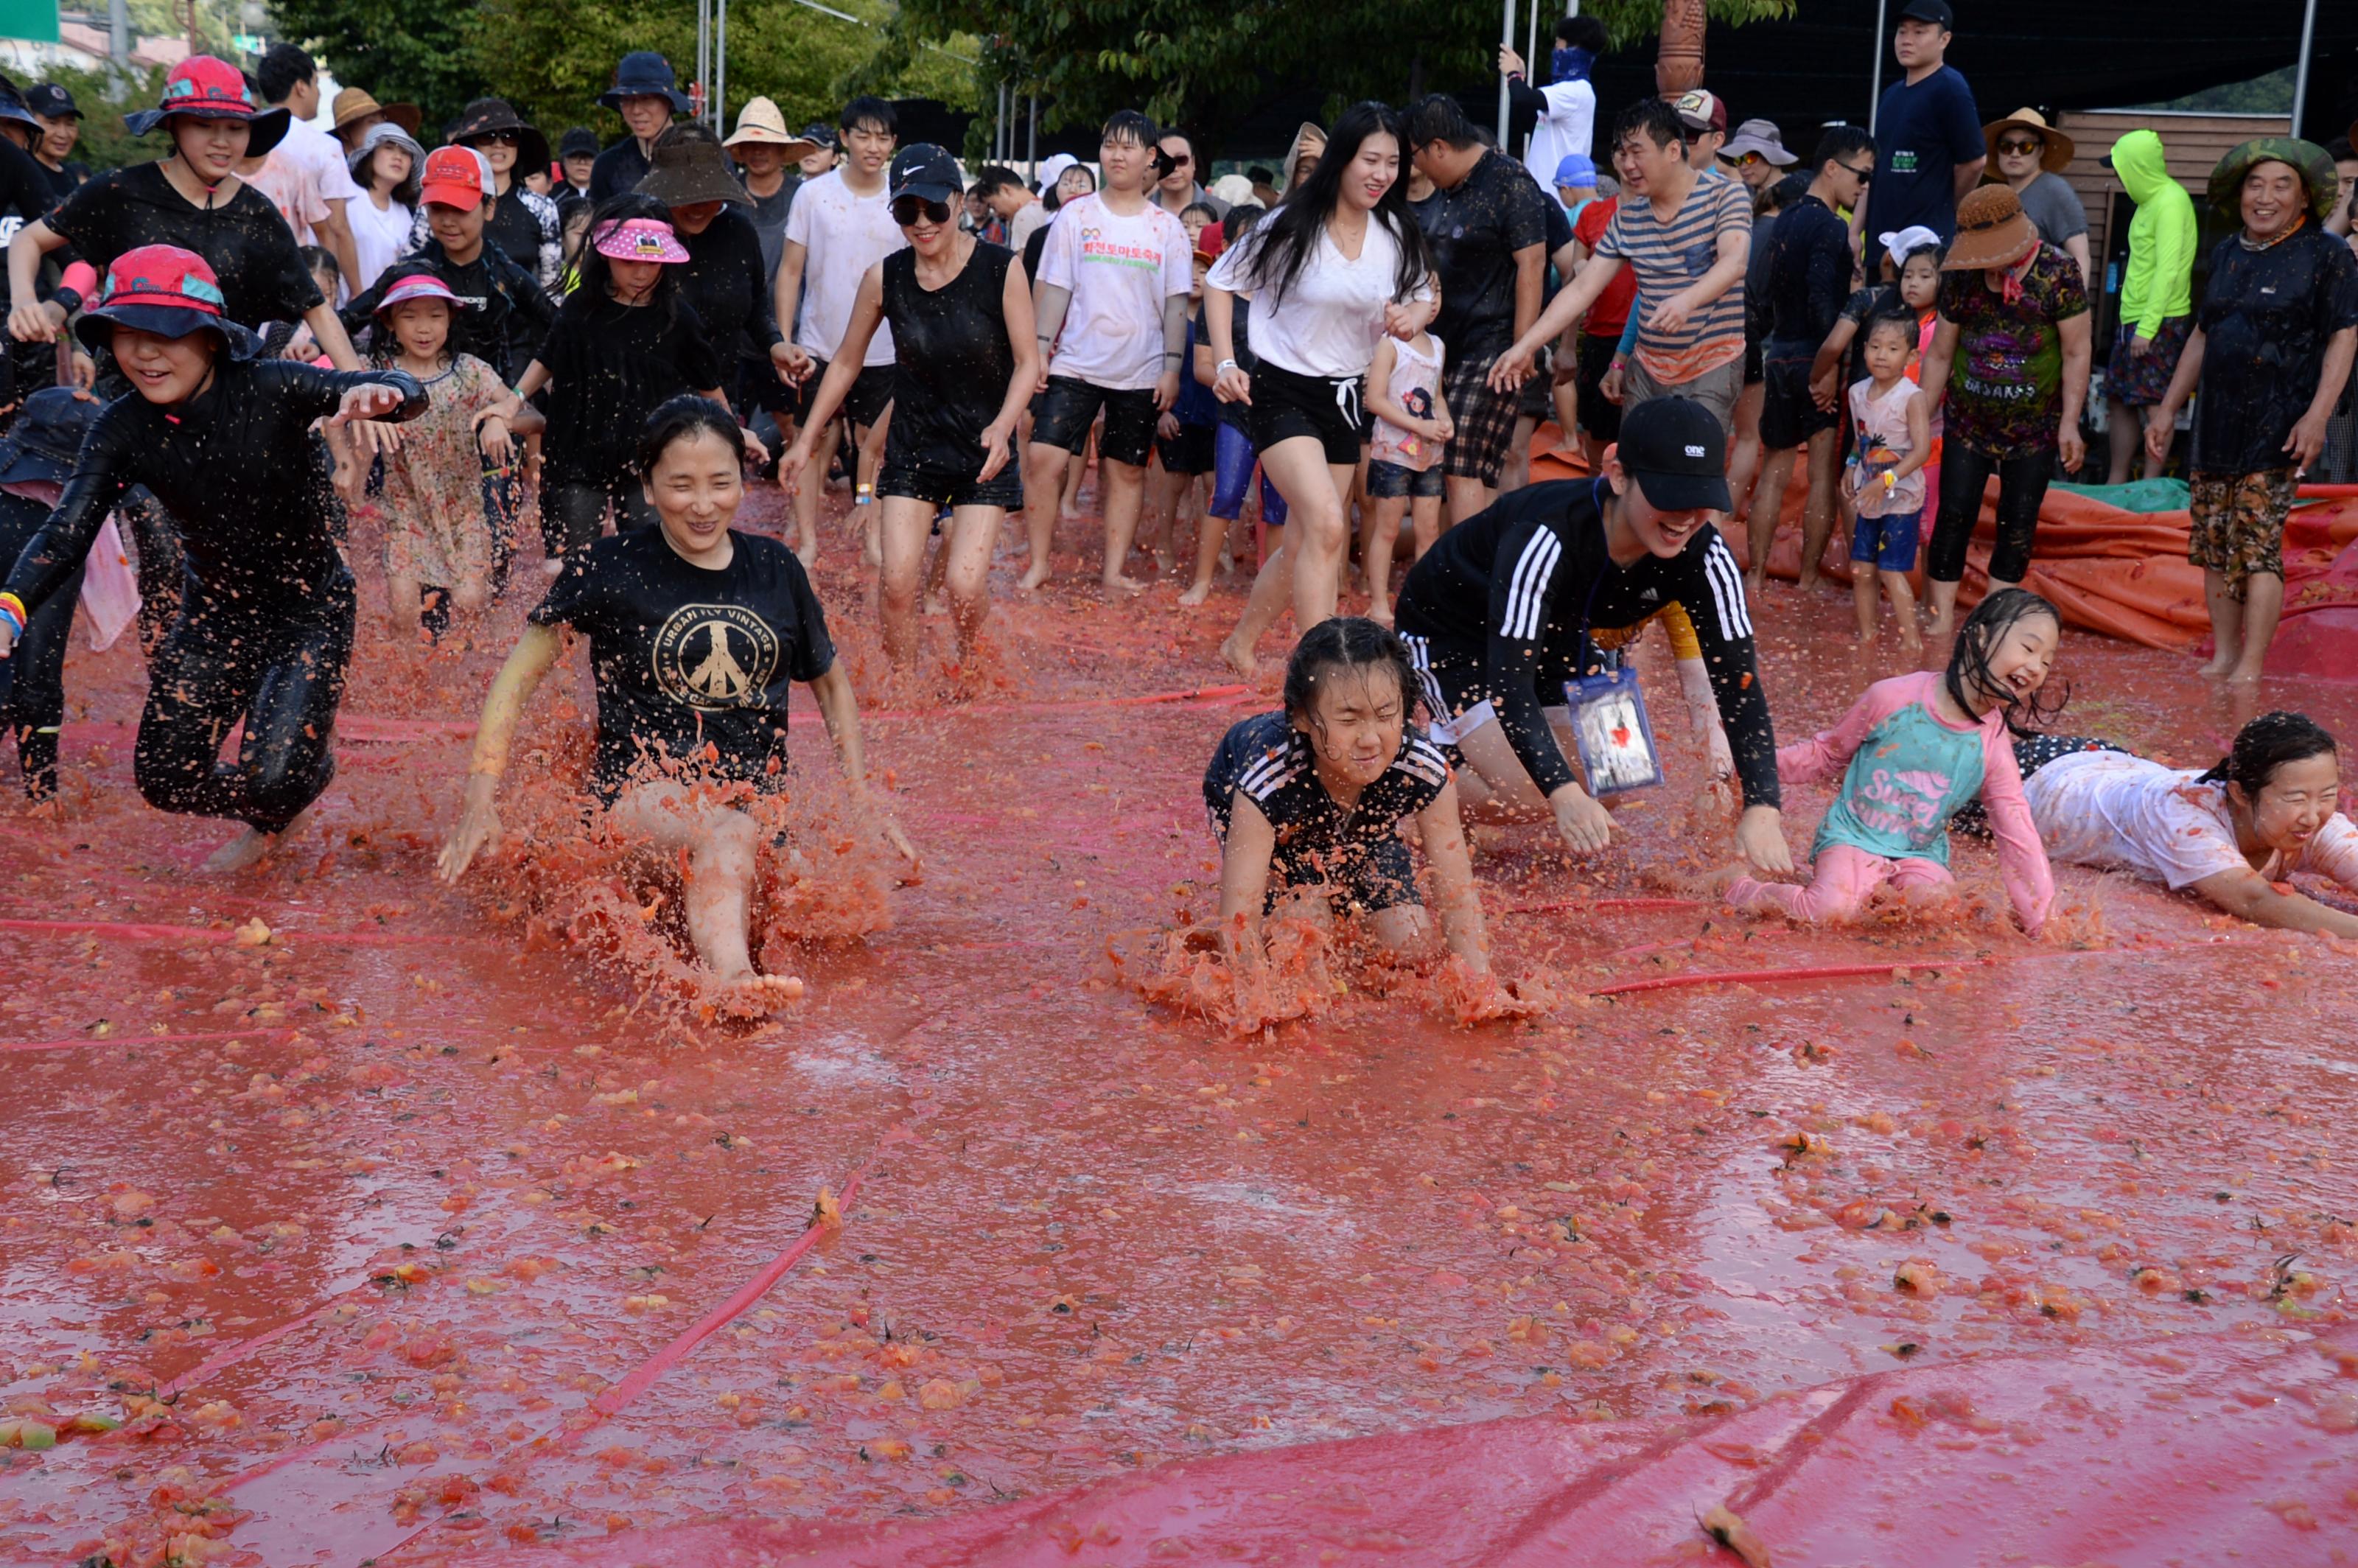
[1228, 101, 1429, 309]
[2197, 710, 2339, 794]
[1284, 616, 1417, 735]
[1946, 587, 2066, 735]
[574, 192, 684, 330]
[635, 393, 745, 477]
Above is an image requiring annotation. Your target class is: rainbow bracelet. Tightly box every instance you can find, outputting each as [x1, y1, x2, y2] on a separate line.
[0, 592, 27, 637]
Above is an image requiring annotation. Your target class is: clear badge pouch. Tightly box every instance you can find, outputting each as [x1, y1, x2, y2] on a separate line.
[1564, 660, 1665, 795]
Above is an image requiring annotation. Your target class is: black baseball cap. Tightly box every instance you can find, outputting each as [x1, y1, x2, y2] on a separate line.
[1617, 396, 1732, 513]
[24, 83, 76, 119]
[889, 144, 962, 206]
[1897, 0, 1954, 26]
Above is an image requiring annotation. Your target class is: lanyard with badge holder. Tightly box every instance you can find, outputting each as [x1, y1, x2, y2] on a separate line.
[1561, 475, 1665, 795]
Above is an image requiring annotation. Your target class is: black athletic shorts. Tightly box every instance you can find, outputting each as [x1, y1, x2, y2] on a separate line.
[1032, 375, 1158, 467]
[1250, 360, 1362, 467]
[737, 355, 797, 419]
[802, 358, 895, 429]
[1156, 421, 1215, 475]
[1759, 343, 1839, 451]
[1574, 332, 1621, 443]
[875, 461, 1024, 511]
[1516, 347, 1554, 420]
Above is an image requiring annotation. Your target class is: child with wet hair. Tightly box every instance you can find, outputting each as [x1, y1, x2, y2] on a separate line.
[1203, 615, 1491, 970]
[1727, 587, 2062, 931]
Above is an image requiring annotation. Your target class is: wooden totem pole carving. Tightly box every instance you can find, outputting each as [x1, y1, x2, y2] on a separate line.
[1657, 0, 1707, 97]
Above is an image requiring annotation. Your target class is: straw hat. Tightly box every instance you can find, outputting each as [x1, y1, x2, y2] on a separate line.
[637, 125, 752, 209]
[723, 96, 819, 161]
[1981, 108, 2074, 176]
[331, 86, 421, 139]
[1943, 184, 2037, 270]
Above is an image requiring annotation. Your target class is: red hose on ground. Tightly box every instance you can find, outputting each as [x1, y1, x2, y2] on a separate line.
[1, 1026, 299, 1054]
[0, 916, 465, 948]
[1508, 897, 1702, 916]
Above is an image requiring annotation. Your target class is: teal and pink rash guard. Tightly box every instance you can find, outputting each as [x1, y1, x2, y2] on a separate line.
[1779, 670, 2054, 928]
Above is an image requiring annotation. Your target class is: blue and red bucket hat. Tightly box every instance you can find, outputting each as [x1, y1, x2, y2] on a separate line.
[124, 56, 290, 157]
[74, 244, 262, 360]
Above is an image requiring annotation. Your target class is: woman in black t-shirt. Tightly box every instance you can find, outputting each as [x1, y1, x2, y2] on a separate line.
[438, 398, 913, 1014]
[783, 146, 1039, 668]
[5, 56, 363, 371]
[506, 197, 744, 565]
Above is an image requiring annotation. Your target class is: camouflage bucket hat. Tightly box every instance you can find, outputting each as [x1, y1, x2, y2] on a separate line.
[2208, 137, 2340, 225]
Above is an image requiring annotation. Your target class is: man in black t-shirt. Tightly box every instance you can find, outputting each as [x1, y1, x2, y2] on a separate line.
[1752, 126, 1874, 592]
[590, 52, 690, 202]
[1405, 95, 1550, 527]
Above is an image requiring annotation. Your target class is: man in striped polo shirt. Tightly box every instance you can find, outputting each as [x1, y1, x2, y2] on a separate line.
[1489, 98, 1753, 436]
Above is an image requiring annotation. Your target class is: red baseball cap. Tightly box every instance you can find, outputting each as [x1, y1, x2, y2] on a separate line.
[74, 243, 259, 360]
[419, 145, 490, 209]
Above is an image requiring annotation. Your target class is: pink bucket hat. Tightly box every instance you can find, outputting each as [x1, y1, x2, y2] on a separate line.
[593, 216, 690, 264]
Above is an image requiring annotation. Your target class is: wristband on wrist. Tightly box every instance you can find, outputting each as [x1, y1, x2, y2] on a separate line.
[1216, 357, 1239, 374]
[0, 592, 27, 637]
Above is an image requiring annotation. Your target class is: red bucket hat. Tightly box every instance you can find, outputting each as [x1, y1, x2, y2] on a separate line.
[123, 56, 291, 157]
[74, 243, 262, 360]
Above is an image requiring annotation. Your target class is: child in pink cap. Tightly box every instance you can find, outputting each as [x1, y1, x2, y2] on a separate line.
[351, 264, 530, 640]
[497, 195, 749, 568]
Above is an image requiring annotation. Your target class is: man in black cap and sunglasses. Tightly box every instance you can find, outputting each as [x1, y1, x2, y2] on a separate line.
[1392, 394, 1791, 875]
[1864, 0, 1986, 245]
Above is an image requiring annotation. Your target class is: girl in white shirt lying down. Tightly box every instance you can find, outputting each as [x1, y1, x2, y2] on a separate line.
[1956, 712, 2358, 938]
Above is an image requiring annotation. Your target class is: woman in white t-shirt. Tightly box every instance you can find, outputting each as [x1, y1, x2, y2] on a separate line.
[1206, 100, 1435, 678]
[345, 123, 422, 295]
[2004, 713, 2358, 938]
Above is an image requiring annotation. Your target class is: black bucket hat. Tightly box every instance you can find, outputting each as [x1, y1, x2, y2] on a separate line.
[637, 126, 751, 209]
[450, 98, 550, 181]
[0, 387, 99, 487]
[598, 52, 691, 115]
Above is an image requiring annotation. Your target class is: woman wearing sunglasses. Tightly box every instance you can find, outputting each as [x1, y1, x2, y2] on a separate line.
[783, 145, 1039, 670]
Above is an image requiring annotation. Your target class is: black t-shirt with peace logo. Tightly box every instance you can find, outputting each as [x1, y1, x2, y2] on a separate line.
[529, 525, 837, 801]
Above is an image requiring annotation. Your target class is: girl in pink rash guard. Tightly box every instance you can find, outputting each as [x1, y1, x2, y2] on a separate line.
[1728, 588, 2061, 931]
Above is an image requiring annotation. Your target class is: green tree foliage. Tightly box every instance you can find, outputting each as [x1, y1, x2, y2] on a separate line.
[268, 0, 483, 130]
[892, 0, 1788, 152]
[269, 0, 975, 146]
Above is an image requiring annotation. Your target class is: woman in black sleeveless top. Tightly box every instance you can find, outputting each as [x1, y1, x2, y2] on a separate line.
[784, 144, 1039, 668]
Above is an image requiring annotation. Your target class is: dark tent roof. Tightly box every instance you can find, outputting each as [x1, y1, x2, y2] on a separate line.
[1198, 0, 2358, 158]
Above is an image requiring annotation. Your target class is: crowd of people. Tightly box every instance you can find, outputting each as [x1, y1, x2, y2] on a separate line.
[0, 17, 2352, 1009]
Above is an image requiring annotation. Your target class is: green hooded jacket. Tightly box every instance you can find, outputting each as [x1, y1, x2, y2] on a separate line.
[2110, 129, 2195, 338]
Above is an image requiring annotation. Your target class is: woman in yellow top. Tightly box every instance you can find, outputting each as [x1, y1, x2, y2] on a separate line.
[2103, 130, 2194, 485]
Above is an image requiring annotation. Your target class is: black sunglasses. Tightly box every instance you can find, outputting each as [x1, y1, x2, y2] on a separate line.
[1840, 161, 1874, 182]
[891, 193, 952, 225]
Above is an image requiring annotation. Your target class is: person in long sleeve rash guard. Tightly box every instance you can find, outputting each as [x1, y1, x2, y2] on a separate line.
[1392, 394, 1794, 873]
[0, 246, 423, 872]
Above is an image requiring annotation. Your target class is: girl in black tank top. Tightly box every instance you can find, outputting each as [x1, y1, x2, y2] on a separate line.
[783, 144, 1040, 671]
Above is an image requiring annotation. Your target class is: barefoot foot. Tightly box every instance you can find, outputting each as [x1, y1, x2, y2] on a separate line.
[714, 970, 806, 1017]
[1178, 581, 1211, 607]
[1218, 631, 1259, 679]
[1015, 560, 1053, 592]
[1102, 573, 1147, 598]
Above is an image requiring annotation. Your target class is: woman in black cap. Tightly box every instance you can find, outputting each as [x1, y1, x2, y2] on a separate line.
[559, 127, 598, 200]
[782, 144, 1038, 668]
[0, 245, 423, 871]
[427, 99, 561, 293]
[637, 124, 793, 392]
[0, 385, 100, 800]
[4, 56, 363, 371]
[590, 52, 690, 202]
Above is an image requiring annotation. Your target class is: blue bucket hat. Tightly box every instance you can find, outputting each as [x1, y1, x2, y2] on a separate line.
[598, 52, 692, 115]
[0, 387, 99, 488]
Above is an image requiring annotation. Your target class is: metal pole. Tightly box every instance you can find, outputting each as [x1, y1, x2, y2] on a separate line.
[696, 0, 710, 121]
[108, 0, 127, 58]
[997, 83, 1009, 161]
[1868, 0, 1887, 131]
[2291, 0, 2320, 136]
[715, 0, 727, 133]
[1027, 94, 1038, 177]
[1524, 0, 1539, 160]
[1496, 0, 1514, 141]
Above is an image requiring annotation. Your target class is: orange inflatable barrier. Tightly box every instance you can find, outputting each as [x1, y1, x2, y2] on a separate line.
[1530, 427, 2358, 679]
